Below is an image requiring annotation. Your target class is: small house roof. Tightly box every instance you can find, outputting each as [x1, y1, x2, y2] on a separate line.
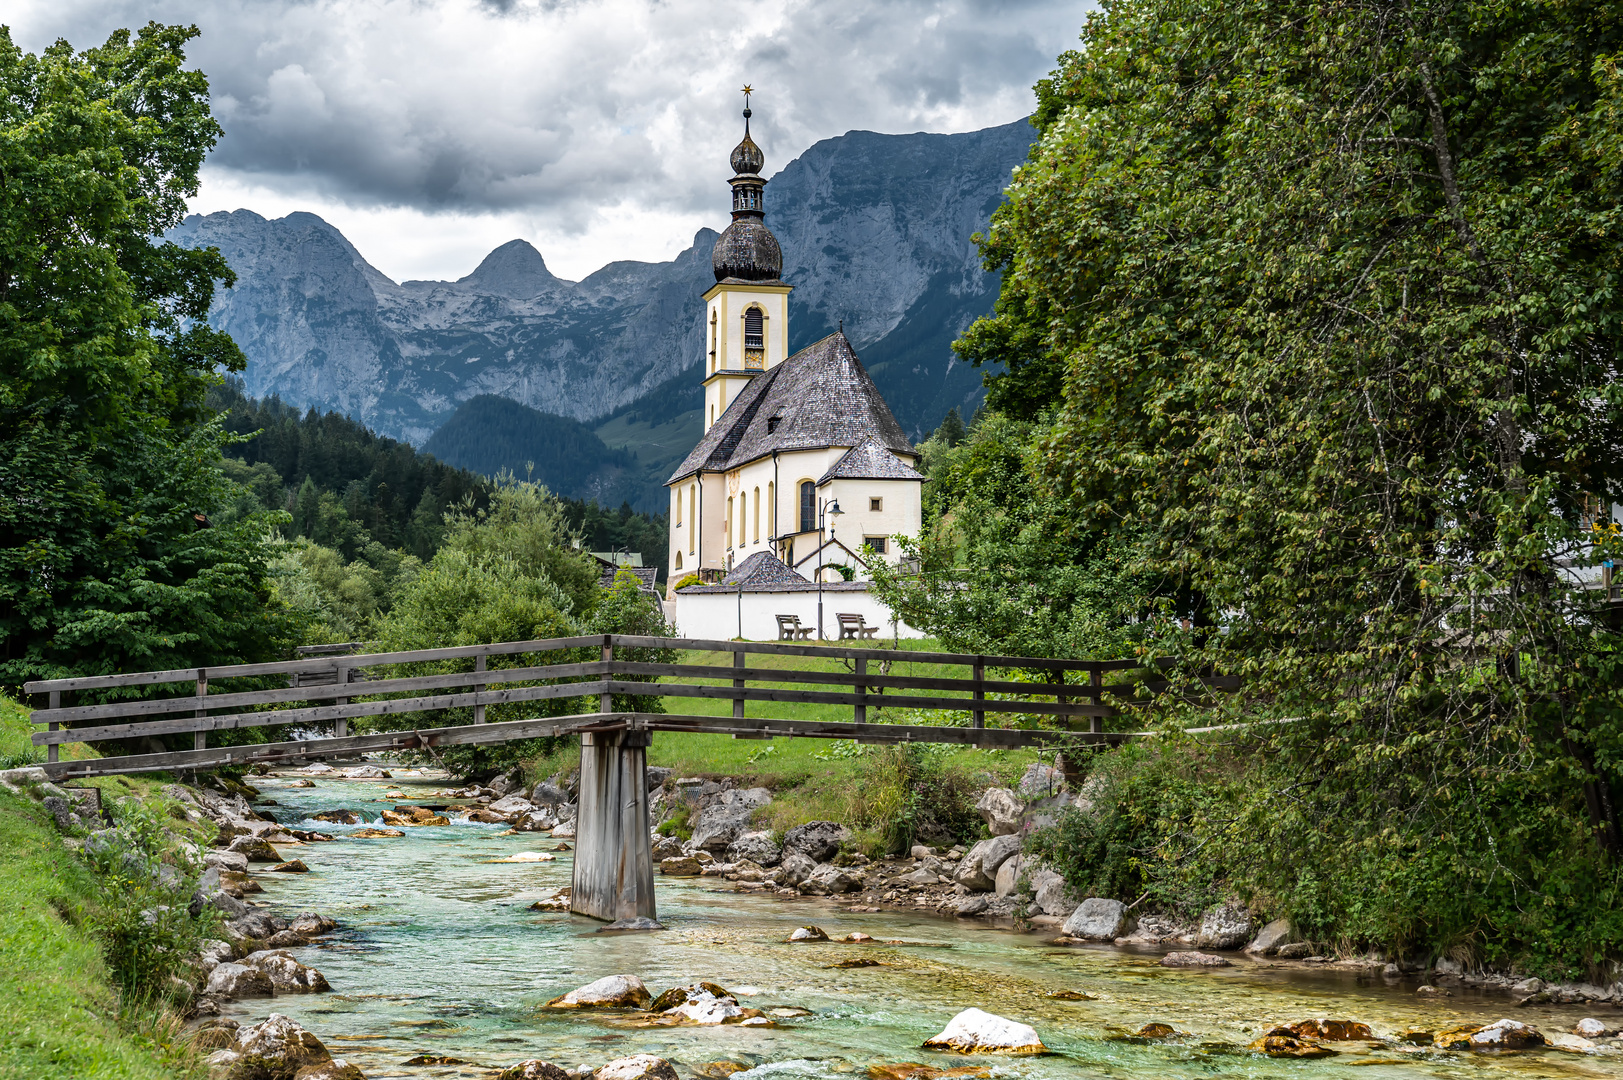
[817, 436, 927, 484]
[720, 550, 808, 587]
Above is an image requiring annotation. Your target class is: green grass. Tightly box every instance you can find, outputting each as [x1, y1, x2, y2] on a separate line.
[644, 645, 1043, 835]
[0, 698, 201, 1079]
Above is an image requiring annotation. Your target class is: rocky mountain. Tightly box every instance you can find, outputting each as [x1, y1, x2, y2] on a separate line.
[171, 117, 1034, 447]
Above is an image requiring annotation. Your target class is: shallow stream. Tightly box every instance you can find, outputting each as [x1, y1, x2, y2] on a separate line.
[237, 773, 1623, 1080]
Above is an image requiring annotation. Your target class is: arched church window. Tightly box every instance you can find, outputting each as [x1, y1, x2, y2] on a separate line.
[744, 307, 765, 369]
[753, 486, 760, 542]
[800, 481, 815, 533]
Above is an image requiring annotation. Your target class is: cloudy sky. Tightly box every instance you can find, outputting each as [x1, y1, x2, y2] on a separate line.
[8, 1, 1083, 282]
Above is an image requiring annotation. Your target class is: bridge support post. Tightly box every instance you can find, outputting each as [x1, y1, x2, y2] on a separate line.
[570, 728, 660, 927]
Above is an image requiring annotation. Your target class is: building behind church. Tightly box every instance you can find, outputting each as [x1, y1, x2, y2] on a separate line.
[666, 98, 925, 608]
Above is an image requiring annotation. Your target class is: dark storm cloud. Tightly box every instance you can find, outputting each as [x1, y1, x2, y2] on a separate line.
[9, 0, 1082, 226]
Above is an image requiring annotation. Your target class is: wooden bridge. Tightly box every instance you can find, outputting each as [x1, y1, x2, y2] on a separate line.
[23, 635, 1234, 927]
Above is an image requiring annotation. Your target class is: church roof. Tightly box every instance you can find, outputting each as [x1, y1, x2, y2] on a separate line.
[667, 331, 915, 484]
[720, 551, 808, 587]
[818, 436, 927, 484]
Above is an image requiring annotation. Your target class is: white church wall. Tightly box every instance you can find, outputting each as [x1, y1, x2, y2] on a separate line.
[674, 584, 925, 641]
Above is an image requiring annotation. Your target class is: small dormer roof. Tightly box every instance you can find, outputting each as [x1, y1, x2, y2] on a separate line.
[817, 436, 927, 484]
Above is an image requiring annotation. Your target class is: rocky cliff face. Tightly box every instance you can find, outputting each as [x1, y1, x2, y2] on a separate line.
[171, 118, 1033, 445]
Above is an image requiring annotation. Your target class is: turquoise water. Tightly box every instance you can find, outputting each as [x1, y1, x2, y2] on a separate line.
[233, 774, 1623, 1080]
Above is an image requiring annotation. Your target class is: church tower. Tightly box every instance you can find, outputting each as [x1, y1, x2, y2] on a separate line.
[701, 89, 791, 433]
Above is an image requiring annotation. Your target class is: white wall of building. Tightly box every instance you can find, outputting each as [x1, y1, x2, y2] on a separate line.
[674, 585, 925, 641]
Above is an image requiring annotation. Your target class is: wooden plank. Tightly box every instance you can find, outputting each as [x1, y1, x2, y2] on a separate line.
[972, 660, 985, 730]
[194, 672, 207, 752]
[603, 680, 1110, 717]
[641, 713, 1127, 748]
[34, 680, 611, 746]
[473, 654, 486, 725]
[606, 660, 1082, 697]
[33, 660, 610, 724]
[48, 690, 59, 765]
[40, 711, 622, 779]
[608, 635, 1141, 673]
[732, 647, 745, 721]
[600, 638, 613, 714]
[854, 656, 867, 724]
[23, 635, 609, 694]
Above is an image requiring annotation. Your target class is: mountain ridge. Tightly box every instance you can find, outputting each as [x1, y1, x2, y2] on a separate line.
[170, 117, 1034, 447]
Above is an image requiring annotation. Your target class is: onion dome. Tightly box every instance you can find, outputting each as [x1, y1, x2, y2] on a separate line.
[713, 88, 782, 283]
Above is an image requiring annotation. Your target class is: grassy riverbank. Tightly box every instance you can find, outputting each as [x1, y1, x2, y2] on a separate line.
[0, 700, 201, 1080]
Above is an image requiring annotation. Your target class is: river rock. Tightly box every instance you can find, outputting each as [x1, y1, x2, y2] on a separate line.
[975, 789, 1022, 836]
[489, 795, 537, 816]
[1276, 942, 1314, 959]
[197, 939, 235, 974]
[467, 809, 511, 824]
[343, 765, 391, 778]
[531, 779, 570, 806]
[955, 895, 991, 917]
[1468, 1019, 1544, 1049]
[1576, 1018, 1609, 1038]
[1277, 1020, 1373, 1040]
[292, 1062, 364, 1080]
[1030, 869, 1075, 917]
[660, 987, 763, 1025]
[1244, 918, 1295, 955]
[546, 975, 653, 1009]
[206, 962, 275, 998]
[726, 830, 783, 866]
[1550, 1033, 1598, 1053]
[779, 852, 818, 886]
[788, 925, 829, 942]
[1160, 951, 1231, 967]
[921, 1008, 1046, 1054]
[660, 856, 702, 876]
[866, 1065, 990, 1080]
[905, 868, 942, 886]
[550, 822, 576, 839]
[593, 1055, 679, 1080]
[204, 850, 250, 873]
[231, 912, 285, 938]
[954, 835, 1021, 892]
[312, 809, 363, 825]
[994, 855, 1024, 897]
[290, 912, 338, 937]
[350, 827, 405, 838]
[1062, 898, 1135, 940]
[219, 869, 262, 897]
[799, 864, 861, 895]
[514, 811, 557, 832]
[782, 821, 848, 863]
[1247, 1034, 1334, 1058]
[271, 859, 310, 873]
[243, 949, 333, 992]
[266, 930, 308, 948]
[688, 788, 773, 852]
[1195, 904, 1253, 949]
[1018, 763, 1065, 798]
[227, 835, 282, 862]
[232, 1013, 335, 1073]
[497, 1062, 572, 1080]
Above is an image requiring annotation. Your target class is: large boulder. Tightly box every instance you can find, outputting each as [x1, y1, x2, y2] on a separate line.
[227, 835, 282, 862]
[953, 835, 1022, 892]
[291, 1062, 365, 1080]
[593, 1055, 679, 1080]
[726, 830, 783, 866]
[1017, 763, 1066, 799]
[1030, 869, 1076, 917]
[531, 778, 570, 806]
[545, 974, 653, 1009]
[1245, 918, 1296, 955]
[688, 789, 773, 853]
[1196, 904, 1254, 949]
[242, 949, 332, 992]
[204, 850, 250, 873]
[497, 1062, 572, 1080]
[193, 866, 251, 918]
[975, 789, 1022, 836]
[782, 821, 848, 863]
[232, 1013, 335, 1075]
[1468, 1019, 1545, 1050]
[994, 855, 1025, 897]
[921, 1008, 1046, 1054]
[660, 856, 702, 876]
[205, 962, 275, 998]
[1160, 951, 1231, 967]
[799, 864, 861, 895]
[778, 852, 818, 886]
[488, 795, 537, 816]
[1062, 898, 1136, 940]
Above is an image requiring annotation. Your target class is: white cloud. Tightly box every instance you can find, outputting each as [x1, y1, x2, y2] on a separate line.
[7, 0, 1085, 279]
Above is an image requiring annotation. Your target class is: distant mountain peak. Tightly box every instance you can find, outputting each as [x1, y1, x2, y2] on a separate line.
[456, 238, 563, 297]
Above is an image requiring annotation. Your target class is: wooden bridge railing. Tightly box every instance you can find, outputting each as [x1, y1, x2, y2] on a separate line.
[22, 635, 1238, 779]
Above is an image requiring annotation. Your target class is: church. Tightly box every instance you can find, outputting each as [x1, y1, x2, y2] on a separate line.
[666, 97, 925, 594]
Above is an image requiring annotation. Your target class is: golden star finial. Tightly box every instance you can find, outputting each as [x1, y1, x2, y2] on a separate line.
[742, 85, 753, 96]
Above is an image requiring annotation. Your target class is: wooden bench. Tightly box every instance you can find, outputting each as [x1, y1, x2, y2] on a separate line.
[775, 614, 815, 641]
[837, 613, 880, 640]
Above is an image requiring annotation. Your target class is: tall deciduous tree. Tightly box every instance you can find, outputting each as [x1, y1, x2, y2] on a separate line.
[0, 24, 294, 689]
[966, 0, 1623, 962]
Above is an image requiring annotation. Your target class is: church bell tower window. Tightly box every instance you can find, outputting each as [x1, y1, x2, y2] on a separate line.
[744, 307, 765, 369]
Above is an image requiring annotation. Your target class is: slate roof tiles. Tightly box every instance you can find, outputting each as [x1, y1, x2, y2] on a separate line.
[667, 331, 917, 484]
